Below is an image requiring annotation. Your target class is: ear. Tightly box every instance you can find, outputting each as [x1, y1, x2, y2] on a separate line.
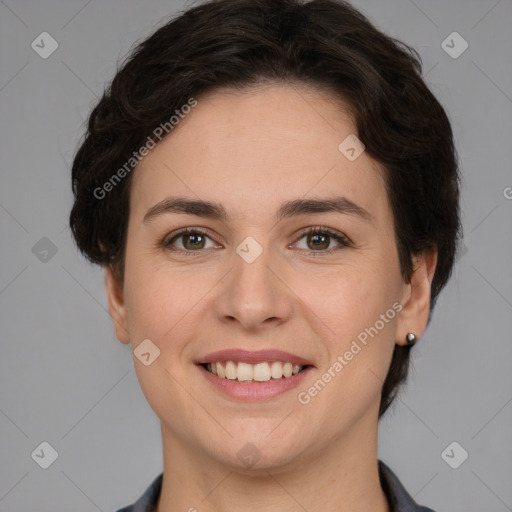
[104, 265, 130, 344]
[395, 248, 438, 346]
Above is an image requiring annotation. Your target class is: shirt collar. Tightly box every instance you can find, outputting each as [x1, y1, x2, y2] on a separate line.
[118, 460, 435, 512]
[378, 460, 436, 511]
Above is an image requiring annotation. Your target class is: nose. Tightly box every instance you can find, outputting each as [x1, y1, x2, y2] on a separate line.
[213, 239, 294, 332]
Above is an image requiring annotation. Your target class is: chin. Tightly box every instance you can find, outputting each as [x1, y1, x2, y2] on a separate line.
[199, 422, 314, 473]
[218, 443, 309, 475]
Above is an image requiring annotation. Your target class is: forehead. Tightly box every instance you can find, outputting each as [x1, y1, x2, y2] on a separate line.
[130, 83, 389, 226]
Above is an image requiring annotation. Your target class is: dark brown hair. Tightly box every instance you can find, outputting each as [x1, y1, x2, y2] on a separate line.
[69, 0, 462, 417]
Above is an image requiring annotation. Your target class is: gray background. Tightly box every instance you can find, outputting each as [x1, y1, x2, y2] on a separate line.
[1, 0, 511, 511]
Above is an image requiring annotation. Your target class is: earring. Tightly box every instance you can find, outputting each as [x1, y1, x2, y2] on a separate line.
[405, 333, 417, 346]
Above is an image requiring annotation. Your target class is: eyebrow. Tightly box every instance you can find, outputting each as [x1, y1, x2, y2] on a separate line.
[143, 196, 373, 224]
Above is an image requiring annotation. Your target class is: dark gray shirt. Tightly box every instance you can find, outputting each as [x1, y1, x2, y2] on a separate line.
[116, 460, 436, 512]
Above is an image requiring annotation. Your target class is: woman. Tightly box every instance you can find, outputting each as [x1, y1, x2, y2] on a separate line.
[69, 0, 462, 510]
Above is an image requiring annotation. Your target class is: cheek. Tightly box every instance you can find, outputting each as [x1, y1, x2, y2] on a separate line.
[297, 266, 399, 427]
[121, 261, 207, 420]
[122, 251, 219, 350]
[124, 269, 184, 339]
[311, 254, 401, 340]
[304, 248, 401, 397]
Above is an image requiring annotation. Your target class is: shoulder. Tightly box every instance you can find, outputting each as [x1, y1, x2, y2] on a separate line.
[115, 473, 163, 512]
[378, 460, 437, 512]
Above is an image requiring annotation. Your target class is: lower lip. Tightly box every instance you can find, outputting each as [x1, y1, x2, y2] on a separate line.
[197, 364, 313, 401]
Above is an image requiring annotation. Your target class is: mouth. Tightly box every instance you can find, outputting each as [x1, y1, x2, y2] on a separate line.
[201, 360, 311, 383]
[196, 349, 314, 401]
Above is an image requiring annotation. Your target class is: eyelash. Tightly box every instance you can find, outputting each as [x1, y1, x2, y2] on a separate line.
[163, 225, 352, 257]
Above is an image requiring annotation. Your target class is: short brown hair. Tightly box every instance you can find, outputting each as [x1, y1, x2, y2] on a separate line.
[69, 0, 462, 417]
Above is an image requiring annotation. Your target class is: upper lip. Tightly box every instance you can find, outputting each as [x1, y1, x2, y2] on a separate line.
[196, 349, 314, 367]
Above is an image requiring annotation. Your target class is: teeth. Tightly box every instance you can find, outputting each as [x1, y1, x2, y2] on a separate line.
[205, 360, 305, 382]
[237, 362, 253, 382]
[216, 362, 225, 378]
[225, 361, 237, 380]
[253, 362, 271, 382]
[270, 361, 283, 379]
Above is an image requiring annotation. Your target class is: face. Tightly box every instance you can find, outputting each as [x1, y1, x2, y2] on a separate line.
[106, 83, 435, 473]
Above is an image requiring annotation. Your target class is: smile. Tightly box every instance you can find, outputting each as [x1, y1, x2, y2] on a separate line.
[196, 349, 314, 400]
[204, 360, 305, 382]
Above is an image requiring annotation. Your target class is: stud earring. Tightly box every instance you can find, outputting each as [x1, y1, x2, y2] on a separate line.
[405, 333, 417, 346]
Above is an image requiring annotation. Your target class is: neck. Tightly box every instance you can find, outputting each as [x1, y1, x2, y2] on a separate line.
[155, 413, 389, 512]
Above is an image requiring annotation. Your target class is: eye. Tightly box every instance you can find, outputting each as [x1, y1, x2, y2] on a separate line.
[292, 226, 352, 255]
[163, 225, 352, 256]
[163, 228, 219, 254]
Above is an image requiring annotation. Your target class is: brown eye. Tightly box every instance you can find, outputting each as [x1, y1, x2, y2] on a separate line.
[164, 228, 218, 253]
[306, 232, 331, 250]
[180, 232, 206, 250]
[293, 227, 351, 255]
